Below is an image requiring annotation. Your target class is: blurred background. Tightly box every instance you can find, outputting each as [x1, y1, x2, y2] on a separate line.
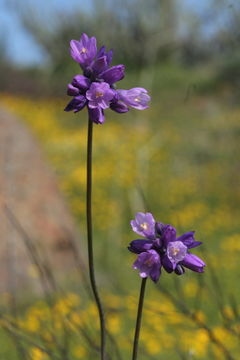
[1, 0, 240, 359]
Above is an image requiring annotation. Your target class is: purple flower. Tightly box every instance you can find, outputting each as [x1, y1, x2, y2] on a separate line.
[167, 241, 187, 269]
[65, 33, 150, 123]
[86, 82, 115, 109]
[70, 33, 97, 69]
[117, 88, 150, 110]
[128, 212, 206, 282]
[133, 250, 161, 283]
[130, 212, 156, 239]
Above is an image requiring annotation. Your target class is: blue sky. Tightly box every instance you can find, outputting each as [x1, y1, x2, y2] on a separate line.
[0, 0, 92, 65]
[0, 0, 224, 67]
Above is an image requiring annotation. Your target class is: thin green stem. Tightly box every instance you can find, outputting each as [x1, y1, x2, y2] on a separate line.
[132, 278, 147, 360]
[86, 118, 106, 360]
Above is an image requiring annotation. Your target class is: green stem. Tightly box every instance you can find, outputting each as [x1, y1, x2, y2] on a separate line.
[132, 278, 147, 360]
[86, 119, 106, 360]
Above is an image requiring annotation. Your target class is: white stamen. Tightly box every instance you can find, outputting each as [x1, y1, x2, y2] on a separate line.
[141, 222, 149, 231]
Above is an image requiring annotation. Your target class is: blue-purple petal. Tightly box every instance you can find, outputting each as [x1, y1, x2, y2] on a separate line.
[88, 107, 105, 124]
[177, 232, 202, 249]
[96, 46, 113, 66]
[100, 65, 125, 85]
[149, 262, 161, 283]
[128, 239, 153, 254]
[181, 253, 206, 273]
[162, 254, 175, 273]
[67, 84, 80, 96]
[110, 101, 129, 113]
[72, 74, 91, 91]
[92, 56, 108, 75]
[161, 225, 177, 245]
[64, 95, 87, 113]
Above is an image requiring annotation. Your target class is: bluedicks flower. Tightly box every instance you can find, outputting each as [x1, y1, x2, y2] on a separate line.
[65, 33, 150, 124]
[128, 212, 206, 283]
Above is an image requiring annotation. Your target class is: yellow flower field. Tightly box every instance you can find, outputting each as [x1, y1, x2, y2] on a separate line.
[0, 92, 240, 359]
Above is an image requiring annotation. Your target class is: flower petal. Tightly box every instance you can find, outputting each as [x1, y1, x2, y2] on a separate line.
[88, 107, 105, 124]
[177, 231, 202, 249]
[100, 65, 125, 85]
[64, 95, 87, 113]
[92, 56, 108, 75]
[161, 225, 177, 245]
[181, 253, 206, 273]
[162, 254, 175, 273]
[128, 239, 153, 254]
[67, 84, 80, 96]
[110, 101, 129, 113]
[72, 74, 91, 91]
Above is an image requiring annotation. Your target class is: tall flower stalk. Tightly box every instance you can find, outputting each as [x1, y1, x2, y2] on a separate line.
[86, 118, 106, 359]
[65, 33, 150, 360]
[132, 278, 147, 360]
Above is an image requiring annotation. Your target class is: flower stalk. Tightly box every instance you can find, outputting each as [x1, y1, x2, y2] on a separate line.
[86, 118, 106, 360]
[132, 278, 147, 360]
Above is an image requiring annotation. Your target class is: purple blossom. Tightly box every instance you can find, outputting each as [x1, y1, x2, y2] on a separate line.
[65, 33, 150, 123]
[130, 212, 156, 239]
[70, 33, 97, 69]
[86, 82, 115, 109]
[117, 88, 150, 110]
[128, 212, 206, 282]
[133, 250, 161, 283]
[167, 241, 187, 269]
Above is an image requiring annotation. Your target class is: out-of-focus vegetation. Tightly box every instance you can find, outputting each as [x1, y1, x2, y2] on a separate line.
[1, 62, 240, 358]
[1, 0, 240, 359]
[1, 0, 240, 96]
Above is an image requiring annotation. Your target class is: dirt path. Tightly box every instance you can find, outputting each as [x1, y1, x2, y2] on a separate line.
[0, 107, 84, 294]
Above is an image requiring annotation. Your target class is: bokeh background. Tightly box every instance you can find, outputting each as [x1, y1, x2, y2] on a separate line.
[1, 0, 240, 359]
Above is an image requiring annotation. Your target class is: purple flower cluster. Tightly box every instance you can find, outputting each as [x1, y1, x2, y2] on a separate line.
[129, 212, 206, 283]
[65, 33, 150, 124]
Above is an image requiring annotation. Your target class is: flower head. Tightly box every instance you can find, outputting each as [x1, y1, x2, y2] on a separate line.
[128, 212, 206, 282]
[65, 33, 150, 124]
